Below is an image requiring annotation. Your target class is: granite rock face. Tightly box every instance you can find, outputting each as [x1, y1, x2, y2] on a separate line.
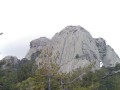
[95, 38, 106, 60]
[102, 45, 120, 67]
[0, 56, 19, 69]
[50, 26, 101, 72]
[26, 26, 120, 72]
[25, 37, 50, 60]
[94, 38, 120, 67]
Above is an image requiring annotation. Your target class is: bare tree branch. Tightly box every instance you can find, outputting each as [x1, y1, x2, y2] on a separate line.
[0, 33, 3, 35]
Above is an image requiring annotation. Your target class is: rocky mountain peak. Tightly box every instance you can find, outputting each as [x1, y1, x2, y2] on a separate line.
[59, 26, 86, 33]
[50, 26, 101, 72]
[26, 37, 50, 60]
[30, 37, 50, 48]
[54, 26, 89, 38]
[0, 56, 19, 69]
[102, 45, 120, 67]
[2, 56, 19, 64]
[26, 26, 120, 72]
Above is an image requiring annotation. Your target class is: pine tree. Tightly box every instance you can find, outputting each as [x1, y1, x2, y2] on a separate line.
[38, 46, 60, 90]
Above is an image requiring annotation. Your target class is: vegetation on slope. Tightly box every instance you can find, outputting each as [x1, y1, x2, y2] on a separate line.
[1, 47, 120, 90]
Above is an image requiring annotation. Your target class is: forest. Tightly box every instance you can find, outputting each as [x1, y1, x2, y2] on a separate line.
[0, 57, 120, 90]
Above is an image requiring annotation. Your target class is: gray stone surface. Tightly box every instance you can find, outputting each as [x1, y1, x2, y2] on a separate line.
[26, 25, 120, 72]
[25, 37, 50, 60]
[0, 56, 19, 69]
[50, 26, 100, 72]
[95, 38, 107, 60]
[102, 45, 120, 67]
[95, 38, 120, 67]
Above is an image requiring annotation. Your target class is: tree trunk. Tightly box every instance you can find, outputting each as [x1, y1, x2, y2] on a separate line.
[60, 79, 65, 90]
[48, 76, 51, 90]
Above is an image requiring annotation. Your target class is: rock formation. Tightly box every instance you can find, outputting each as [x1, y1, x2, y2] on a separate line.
[102, 45, 120, 67]
[26, 37, 50, 60]
[95, 38, 120, 67]
[25, 26, 120, 73]
[0, 56, 19, 69]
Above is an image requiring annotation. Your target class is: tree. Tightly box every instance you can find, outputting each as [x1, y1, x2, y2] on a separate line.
[38, 46, 60, 90]
[16, 48, 61, 90]
[17, 58, 37, 82]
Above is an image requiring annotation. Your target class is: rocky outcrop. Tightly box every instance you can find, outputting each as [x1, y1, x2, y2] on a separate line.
[95, 38, 120, 67]
[26, 25, 120, 73]
[95, 38, 106, 60]
[25, 37, 50, 60]
[102, 45, 120, 67]
[0, 56, 19, 69]
[49, 26, 101, 72]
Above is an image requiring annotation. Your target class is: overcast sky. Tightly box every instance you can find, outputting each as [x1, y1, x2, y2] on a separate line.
[0, 0, 120, 59]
